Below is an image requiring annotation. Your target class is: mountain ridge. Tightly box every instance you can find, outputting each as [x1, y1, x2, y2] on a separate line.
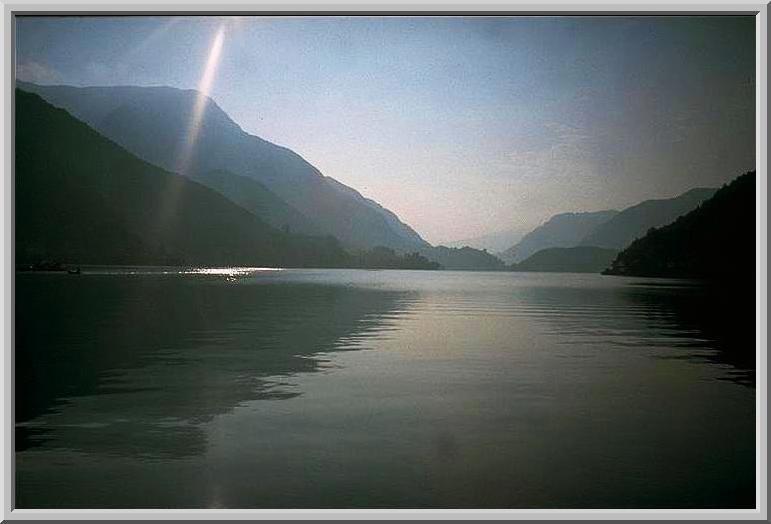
[17, 80, 429, 252]
[499, 210, 619, 264]
[510, 246, 618, 273]
[443, 226, 528, 253]
[579, 187, 717, 249]
[603, 172, 754, 279]
[14, 88, 353, 267]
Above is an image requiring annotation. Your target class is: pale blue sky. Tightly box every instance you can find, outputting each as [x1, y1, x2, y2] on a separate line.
[16, 15, 755, 244]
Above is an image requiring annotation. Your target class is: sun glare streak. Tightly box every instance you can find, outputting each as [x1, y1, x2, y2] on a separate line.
[197, 26, 225, 97]
[176, 25, 226, 176]
[152, 24, 227, 241]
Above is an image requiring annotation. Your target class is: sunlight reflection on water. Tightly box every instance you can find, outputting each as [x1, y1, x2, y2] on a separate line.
[76, 266, 284, 277]
[185, 267, 283, 277]
[15, 270, 755, 509]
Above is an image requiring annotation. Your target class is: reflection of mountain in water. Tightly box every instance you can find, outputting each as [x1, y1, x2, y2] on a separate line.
[16, 271, 755, 509]
[16, 273, 412, 457]
[506, 279, 755, 387]
[625, 281, 755, 387]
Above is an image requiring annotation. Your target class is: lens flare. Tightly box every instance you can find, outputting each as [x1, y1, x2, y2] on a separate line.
[152, 24, 227, 239]
[176, 25, 225, 176]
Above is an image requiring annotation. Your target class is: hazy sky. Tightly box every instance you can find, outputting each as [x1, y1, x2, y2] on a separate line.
[16, 16, 755, 244]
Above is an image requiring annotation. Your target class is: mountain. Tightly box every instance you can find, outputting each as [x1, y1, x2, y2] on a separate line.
[349, 247, 440, 270]
[17, 81, 430, 252]
[580, 187, 717, 250]
[499, 210, 619, 264]
[189, 169, 319, 236]
[15, 89, 351, 267]
[510, 246, 618, 273]
[603, 172, 755, 279]
[418, 246, 506, 271]
[443, 226, 528, 253]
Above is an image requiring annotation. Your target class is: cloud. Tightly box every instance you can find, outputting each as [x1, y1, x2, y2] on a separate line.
[15, 61, 63, 84]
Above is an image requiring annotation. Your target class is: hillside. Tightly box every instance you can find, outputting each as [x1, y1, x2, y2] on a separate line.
[18, 81, 430, 252]
[15, 89, 350, 267]
[349, 247, 440, 270]
[499, 210, 619, 264]
[603, 172, 754, 279]
[510, 246, 619, 273]
[419, 246, 506, 271]
[580, 187, 717, 250]
[444, 226, 527, 253]
[189, 169, 319, 235]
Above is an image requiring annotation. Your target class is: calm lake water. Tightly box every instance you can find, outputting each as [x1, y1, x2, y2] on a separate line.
[15, 268, 756, 508]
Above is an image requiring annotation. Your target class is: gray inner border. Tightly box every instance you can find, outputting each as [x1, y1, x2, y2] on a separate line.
[1, 2, 767, 521]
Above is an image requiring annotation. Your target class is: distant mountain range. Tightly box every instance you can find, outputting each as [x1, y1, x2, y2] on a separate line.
[19, 81, 513, 270]
[579, 187, 717, 249]
[604, 172, 754, 279]
[16, 81, 743, 275]
[15, 89, 351, 267]
[417, 246, 506, 271]
[498, 210, 619, 264]
[16, 86, 503, 270]
[510, 246, 618, 273]
[443, 226, 528, 253]
[18, 81, 429, 253]
[499, 187, 718, 267]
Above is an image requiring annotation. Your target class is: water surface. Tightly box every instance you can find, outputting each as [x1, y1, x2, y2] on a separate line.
[15, 269, 756, 508]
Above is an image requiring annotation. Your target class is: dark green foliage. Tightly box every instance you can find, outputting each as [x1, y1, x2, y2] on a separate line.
[419, 246, 506, 271]
[580, 187, 717, 249]
[604, 172, 755, 279]
[510, 246, 619, 273]
[15, 89, 351, 268]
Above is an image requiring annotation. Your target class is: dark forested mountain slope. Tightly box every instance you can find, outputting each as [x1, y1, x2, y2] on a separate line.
[15, 89, 350, 267]
[189, 169, 319, 236]
[511, 246, 618, 273]
[603, 172, 755, 279]
[580, 187, 717, 250]
[17, 81, 429, 252]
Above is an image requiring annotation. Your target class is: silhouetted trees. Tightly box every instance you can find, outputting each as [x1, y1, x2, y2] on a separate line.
[349, 247, 440, 270]
[604, 171, 755, 279]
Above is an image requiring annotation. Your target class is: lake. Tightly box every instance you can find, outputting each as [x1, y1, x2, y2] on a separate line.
[15, 268, 756, 508]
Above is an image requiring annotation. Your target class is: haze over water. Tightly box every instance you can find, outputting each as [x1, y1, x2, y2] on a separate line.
[16, 269, 754, 508]
[15, 16, 755, 243]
